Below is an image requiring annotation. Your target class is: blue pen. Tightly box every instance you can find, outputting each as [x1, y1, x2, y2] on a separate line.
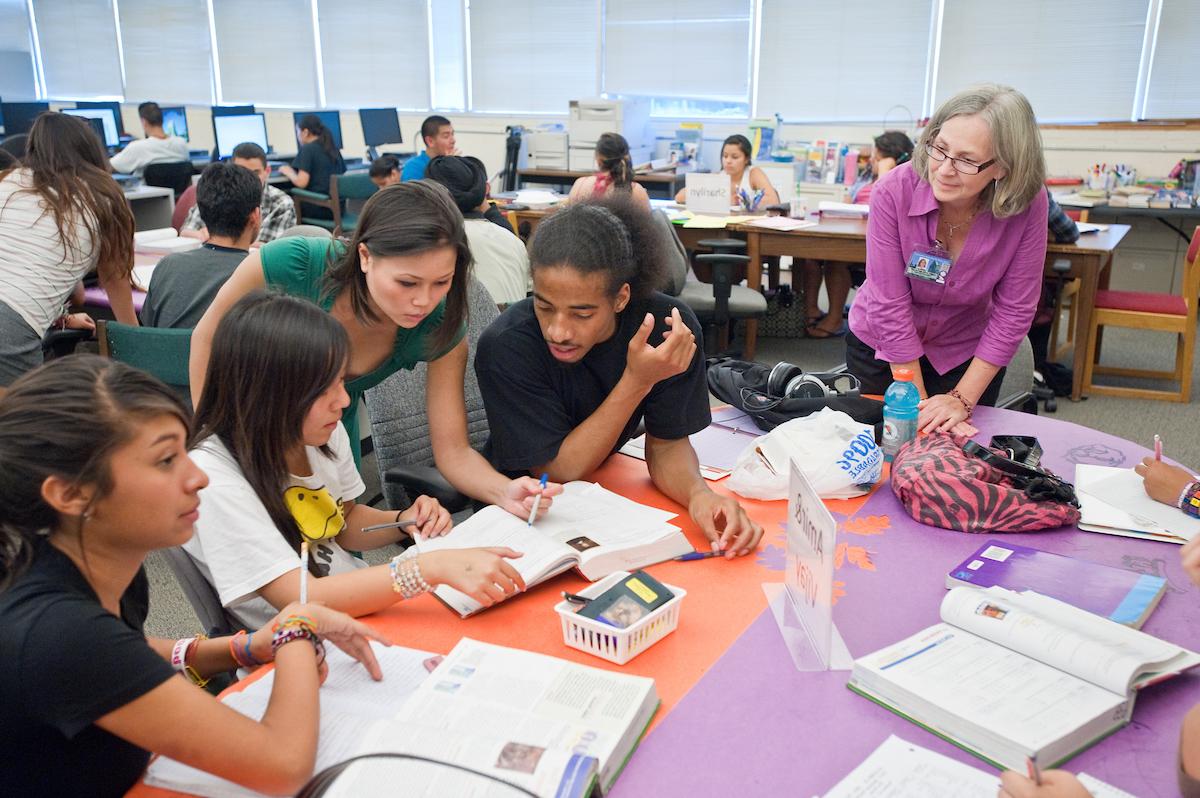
[673, 550, 724, 562]
[527, 472, 549, 526]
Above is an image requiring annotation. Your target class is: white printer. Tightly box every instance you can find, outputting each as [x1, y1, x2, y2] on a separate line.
[567, 98, 652, 172]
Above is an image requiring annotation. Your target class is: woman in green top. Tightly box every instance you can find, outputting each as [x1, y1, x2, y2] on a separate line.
[190, 180, 559, 519]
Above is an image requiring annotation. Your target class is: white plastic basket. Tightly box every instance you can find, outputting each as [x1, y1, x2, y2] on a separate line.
[554, 570, 686, 665]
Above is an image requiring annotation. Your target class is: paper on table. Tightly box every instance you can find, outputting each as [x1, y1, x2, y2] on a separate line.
[1076, 773, 1138, 798]
[744, 216, 819, 231]
[821, 734, 997, 797]
[1076, 465, 1200, 542]
[681, 214, 731, 229]
[619, 408, 758, 480]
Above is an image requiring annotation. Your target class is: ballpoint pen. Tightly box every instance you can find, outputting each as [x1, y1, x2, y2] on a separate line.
[673, 550, 723, 562]
[527, 472, 548, 526]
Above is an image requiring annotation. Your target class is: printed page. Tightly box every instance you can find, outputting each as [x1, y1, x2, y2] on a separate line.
[394, 638, 656, 779]
[1076, 773, 1138, 798]
[415, 504, 578, 581]
[854, 624, 1128, 754]
[822, 734, 998, 798]
[941, 586, 1183, 694]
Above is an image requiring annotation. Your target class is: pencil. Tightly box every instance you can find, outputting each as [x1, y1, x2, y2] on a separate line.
[299, 540, 309, 604]
[527, 473, 548, 526]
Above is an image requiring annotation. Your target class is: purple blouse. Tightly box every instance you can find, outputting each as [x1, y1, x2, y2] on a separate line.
[848, 162, 1048, 374]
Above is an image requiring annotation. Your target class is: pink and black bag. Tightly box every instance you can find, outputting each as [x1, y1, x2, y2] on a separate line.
[890, 433, 1081, 533]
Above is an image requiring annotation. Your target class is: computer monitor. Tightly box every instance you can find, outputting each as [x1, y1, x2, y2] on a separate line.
[160, 106, 188, 140]
[213, 113, 268, 160]
[83, 117, 107, 149]
[359, 108, 402, 147]
[75, 101, 126, 136]
[293, 111, 343, 150]
[212, 104, 255, 117]
[63, 107, 120, 148]
[0, 101, 50, 136]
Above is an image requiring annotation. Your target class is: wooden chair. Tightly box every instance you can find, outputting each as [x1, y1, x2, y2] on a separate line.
[1081, 225, 1199, 402]
[1048, 209, 1088, 362]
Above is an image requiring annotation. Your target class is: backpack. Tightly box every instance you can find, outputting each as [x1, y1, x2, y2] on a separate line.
[705, 357, 884, 432]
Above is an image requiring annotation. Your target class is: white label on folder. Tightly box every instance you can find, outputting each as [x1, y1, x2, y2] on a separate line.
[685, 172, 731, 215]
[981, 545, 1012, 562]
[967, 560, 985, 571]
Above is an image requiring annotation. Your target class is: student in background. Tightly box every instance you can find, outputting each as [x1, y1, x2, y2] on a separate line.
[108, 102, 189, 176]
[401, 115, 457, 181]
[425, 154, 529, 306]
[802, 131, 914, 339]
[180, 142, 295, 245]
[187, 292, 526, 629]
[279, 114, 345, 219]
[143, 162, 261, 329]
[369, 154, 402, 188]
[476, 196, 764, 558]
[568, 132, 650, 208]
[189, 180, 561, 517]
[0, 355, 385, 798]
[846, 84, 1048, 437]
[673, 133, 780, 208]
[0, 113, 137, 394]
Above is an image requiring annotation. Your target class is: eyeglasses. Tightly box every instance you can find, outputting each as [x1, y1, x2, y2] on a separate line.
[925, 142, 996, 176]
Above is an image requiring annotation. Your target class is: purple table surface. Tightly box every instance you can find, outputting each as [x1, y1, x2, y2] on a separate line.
[612, 407, 1199, 798]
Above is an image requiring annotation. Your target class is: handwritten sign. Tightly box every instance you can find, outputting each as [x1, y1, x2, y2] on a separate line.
[784, 458, 839, 668]
[684, 172, 730, 215]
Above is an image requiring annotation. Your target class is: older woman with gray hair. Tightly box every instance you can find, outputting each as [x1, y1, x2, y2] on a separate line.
[845, 83, 1048, 436]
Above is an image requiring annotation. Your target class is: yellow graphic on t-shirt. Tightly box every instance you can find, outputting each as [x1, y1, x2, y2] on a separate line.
[284, 485, 346, 541]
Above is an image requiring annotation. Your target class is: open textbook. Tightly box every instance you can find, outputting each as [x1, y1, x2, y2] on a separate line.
[145, 638, 658, 797]
[1076, 464, 1200, 544]
[414, 481, 692, 616]
[848, 586, 1200, 772]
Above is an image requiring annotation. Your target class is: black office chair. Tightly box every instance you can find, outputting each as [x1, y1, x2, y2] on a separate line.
[143, 161, 195, 199]
[0, 133, 29, 161]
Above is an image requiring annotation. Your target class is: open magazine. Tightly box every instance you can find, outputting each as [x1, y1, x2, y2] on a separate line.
[414, 481, 692, 617]
[849, 586, 1200, 771]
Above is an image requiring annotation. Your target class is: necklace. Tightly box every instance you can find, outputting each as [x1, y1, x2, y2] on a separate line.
[939, 203, 980, 249]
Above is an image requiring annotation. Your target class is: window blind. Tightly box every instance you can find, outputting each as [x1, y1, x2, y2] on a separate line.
[0, 0, 37, 99]
[317, 0, 430, 110]
[31, 0, 124, 99]
[430, 0, 466, 111]
[603, 0, 751, 103]
[468, 0, 598, 114]
[117, 0, 213, 105]
[211, 0, 318, 107]
[936, 0, 1149, 122]
[1143, 0, 1200, 119]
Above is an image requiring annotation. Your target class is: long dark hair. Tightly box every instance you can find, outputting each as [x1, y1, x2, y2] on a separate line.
[323, 180, 471, 355]
[874, 130, 914, 163]
[0, 355, 189, 591]
[528, 193, 666, 301]
[0, 113, 133, 282]
[298, 113, 339, 163]
[192, 292, 349, 575]
[595, 132, 632, 190]
[722, 134, 753, 165]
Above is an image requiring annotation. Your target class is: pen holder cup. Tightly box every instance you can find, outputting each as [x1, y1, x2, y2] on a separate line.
[554, 571, 687, 665]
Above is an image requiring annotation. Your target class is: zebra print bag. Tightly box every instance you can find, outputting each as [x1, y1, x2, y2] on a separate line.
[890, 433, 1080, 533]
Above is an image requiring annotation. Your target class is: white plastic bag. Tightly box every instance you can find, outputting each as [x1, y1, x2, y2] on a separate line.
[727, 407, 882, 500]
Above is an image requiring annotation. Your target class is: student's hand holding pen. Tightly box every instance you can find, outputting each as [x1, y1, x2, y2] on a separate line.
[502, 475, 563, 521]
[400, 495, 453, 538]
[687, 488, 763, 559]
[1133, 457, 1195, 507]
[997, 768, 1092, 798]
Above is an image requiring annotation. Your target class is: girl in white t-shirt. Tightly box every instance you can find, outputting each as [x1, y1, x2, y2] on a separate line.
[187, 291, 525, 630]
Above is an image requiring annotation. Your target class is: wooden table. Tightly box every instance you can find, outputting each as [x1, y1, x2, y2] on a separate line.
[517, 168, 685, 200]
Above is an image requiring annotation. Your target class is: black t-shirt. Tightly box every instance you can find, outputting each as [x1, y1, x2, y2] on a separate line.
[476, 292, 712, 473]
[292, 140, 346, 196]
[0, 541, 175, 797]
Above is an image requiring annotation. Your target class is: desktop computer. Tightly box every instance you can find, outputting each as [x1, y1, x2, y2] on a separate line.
[359, 107, 402, 162]
[161, 106, 188, 141]
[212, 105, 255, 117]
[63, 107, 120, 149]
[292, 110, 343, 151]
[75, 100, 127, 137]
[213, 113, 269, 160]
[0, 101, 50, 136]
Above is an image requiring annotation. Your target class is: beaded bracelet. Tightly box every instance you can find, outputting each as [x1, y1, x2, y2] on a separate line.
[1178, 481, 1200, 519]
[389, 550, 433, 599]
[271, 624, 322, 656]
[947, 389, 973, 421]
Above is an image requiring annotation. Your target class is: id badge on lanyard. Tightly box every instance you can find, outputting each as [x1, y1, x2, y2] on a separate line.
[905, 241, 953, 285]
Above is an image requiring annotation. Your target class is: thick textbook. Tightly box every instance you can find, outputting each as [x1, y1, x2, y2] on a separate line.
[849, 586, 1200, 772]
[414, 481, 692, 617]
[946, 540, 1167, 628]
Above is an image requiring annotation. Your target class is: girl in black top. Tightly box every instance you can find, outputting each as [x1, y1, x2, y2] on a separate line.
[280, 114, 347, 220]
[0, 355, 383, 797]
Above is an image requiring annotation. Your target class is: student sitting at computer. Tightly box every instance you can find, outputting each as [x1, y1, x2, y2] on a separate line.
[143, 162, 261, 329]
[108, 102, 189, 176]
[568, 132, 650, 208]
[369, 154, 402, 188]
[0, 113, 138, 394]
[401, 115, 458, 181]
[673, 133, 780, 209]
[187, 291, 526, 629]
[278, 114, 345, 220]
[0, 354, 387, 798]
[189, 180, 561, 519]
[180, 142, 295, 245]
[425, 155, 529, 306]
[475, 196, 764, 558]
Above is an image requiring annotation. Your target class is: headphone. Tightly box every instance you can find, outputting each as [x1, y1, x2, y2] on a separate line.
[767, 362, 834, 399]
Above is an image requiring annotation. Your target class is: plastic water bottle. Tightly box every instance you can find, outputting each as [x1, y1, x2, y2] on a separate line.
[882, 368, 920, 462]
